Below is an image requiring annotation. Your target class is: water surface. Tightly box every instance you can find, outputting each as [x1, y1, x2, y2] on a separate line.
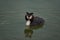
[0, 0, 60, 40]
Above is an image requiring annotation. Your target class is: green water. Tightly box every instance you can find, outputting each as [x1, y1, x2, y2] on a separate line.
[0, 0, 60, 40]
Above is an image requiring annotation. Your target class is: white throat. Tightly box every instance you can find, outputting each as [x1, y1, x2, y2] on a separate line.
[26, 20, 31, 26]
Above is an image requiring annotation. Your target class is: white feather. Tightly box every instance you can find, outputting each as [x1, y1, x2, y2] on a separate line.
[30, 16, 32, 19]
[27, 16, 32, 19]
[26, 20, 31, 26]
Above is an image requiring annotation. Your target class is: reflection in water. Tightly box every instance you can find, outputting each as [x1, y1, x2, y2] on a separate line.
[24, 27, 33, 38]
[24, 18, 45, 38]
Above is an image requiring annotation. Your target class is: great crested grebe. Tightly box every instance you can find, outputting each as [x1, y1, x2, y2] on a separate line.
[25, 12, 44, 26]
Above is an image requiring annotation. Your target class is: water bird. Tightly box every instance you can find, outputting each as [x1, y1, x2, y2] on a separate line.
[25, 12, 45, 26]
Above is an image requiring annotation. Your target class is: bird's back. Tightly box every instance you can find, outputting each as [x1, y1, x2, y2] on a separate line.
[30, 17, 44, 26]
